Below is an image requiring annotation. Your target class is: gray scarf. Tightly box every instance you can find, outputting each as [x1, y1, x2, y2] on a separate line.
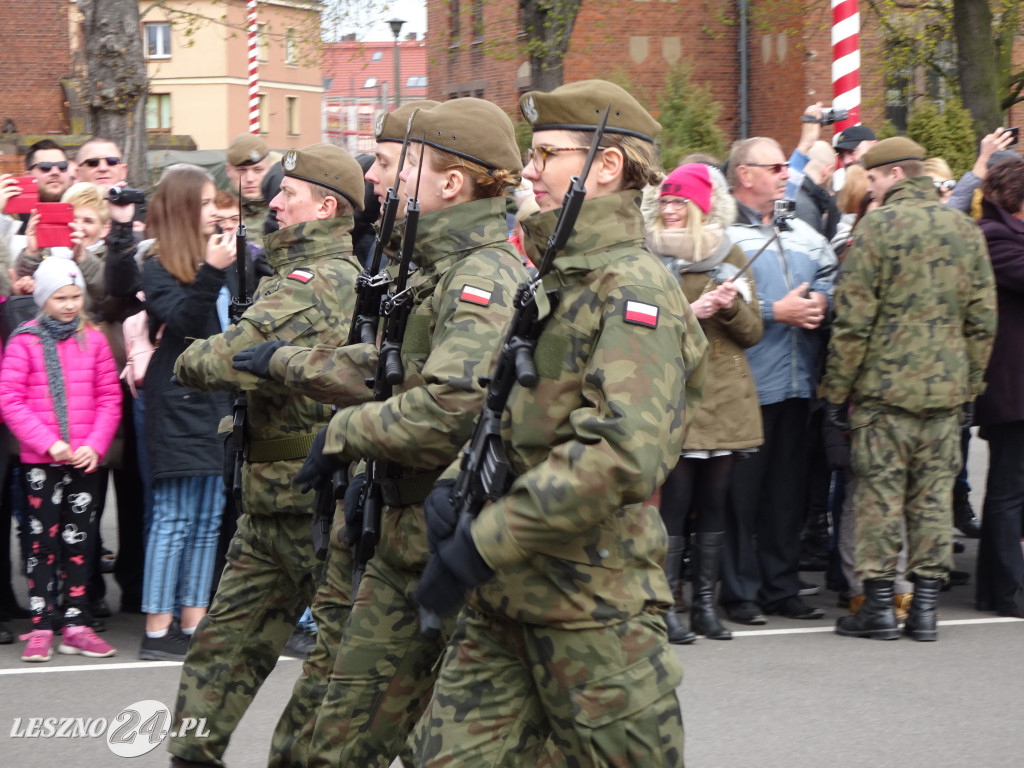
[11, 315, 82, 443]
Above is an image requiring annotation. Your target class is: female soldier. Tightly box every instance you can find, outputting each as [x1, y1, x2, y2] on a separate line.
[648, 162, 763, 642]
[414, 80, 708, 767]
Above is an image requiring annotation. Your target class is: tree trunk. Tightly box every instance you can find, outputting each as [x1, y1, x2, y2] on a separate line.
[77, 0, 149, 188]
[952, 0, 1003, 138]
[520, 0, 583, 92]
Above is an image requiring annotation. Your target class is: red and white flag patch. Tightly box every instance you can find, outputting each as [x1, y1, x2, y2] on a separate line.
[624, 300, 659, 328]
[287, 269, 314, 284]
[459, 284, 492, 306]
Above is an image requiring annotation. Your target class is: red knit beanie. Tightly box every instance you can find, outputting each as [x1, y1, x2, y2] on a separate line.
[660, 163, 712, 214]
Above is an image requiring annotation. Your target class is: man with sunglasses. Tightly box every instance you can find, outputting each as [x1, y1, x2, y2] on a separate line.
[718, 137, 838, 626]
[26, 139, 73, 204]
[75, 139, 127, 190]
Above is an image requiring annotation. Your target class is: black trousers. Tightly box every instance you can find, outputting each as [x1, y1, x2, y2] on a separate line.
[976, 421, 1024, 613]
[720, 398, 811, 608]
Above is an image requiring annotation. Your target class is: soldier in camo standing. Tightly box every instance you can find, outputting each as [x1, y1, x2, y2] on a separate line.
[412, 80, 708, 767]
[824, 137, 996, 642]
[165, 144, 366, 768]
[224, 133, 275, 249]
[235, 99, 533, 768]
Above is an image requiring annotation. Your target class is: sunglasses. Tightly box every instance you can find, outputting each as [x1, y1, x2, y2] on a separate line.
[933, 179, 956, 192]
[31, 161, 69, 173]
[80, 156, 122, 168]
[745, 162, 790, 174]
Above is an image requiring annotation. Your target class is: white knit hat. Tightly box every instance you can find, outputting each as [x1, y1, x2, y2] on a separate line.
[33, 256, 85, 308]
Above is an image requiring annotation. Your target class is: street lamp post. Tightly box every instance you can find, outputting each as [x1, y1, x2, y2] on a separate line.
[388, 18, 406, 110]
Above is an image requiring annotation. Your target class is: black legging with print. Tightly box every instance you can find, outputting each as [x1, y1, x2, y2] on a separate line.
[22, 464, 102, 631]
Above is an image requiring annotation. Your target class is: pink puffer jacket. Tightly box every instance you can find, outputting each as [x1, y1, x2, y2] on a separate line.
[0, 321, 122, 464]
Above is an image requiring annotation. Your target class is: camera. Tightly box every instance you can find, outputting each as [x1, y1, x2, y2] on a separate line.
[801, 107, 850, 127]
[107, 187, 146, 205]
[773, 199, 796, 231]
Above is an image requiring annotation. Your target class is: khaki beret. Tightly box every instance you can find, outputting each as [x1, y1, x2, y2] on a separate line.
[374, 100, 440, 143]
[412, 98, 522, 172]
[227, 133, 269, 167]
[519, 79, 661, 143]
[281, 143, 365, 211]
[861, 137, 926, 170]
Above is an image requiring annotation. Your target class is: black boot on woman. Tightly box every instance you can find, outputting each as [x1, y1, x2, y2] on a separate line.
[664, 535, 696, 644]
[690, 532, 732, 640]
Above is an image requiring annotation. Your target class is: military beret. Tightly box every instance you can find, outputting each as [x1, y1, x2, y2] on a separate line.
[412, 98, 522, 172]
[861, 137, 926, 170]
[374, 100, 440, 143]
[281, 143, 365, 211]
[519, 79, 661, 143]
[227, 133, 270, 167]
[833, 124, 876, 151]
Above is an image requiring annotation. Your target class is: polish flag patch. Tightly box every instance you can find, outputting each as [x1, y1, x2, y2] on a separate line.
[287, 269, 314, 284]
[459, 284, 492, 306]
[624, 300, 659, 328]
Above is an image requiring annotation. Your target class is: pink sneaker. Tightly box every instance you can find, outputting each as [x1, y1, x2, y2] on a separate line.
[20, 629, 54, 663]
[58, 625, 116, 658]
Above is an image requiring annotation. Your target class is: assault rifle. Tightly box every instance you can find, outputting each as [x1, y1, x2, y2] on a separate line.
[350, 139, 423, 596]
[310, 118, 416, 559]
[417, 106, 612, 636]
[228, 181, 252, 515]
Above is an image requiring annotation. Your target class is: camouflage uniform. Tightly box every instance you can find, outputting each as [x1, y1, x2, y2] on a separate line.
[822, 176, 996, 583]
[413, 191, 708, 768]
[265, 197, 530, 768]
[167, 215, 362, 767]
[241, 196, 268, 249]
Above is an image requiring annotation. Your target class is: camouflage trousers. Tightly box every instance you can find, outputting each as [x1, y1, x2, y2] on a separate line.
[268, 508, 355, 768]
[849, 405, 958, 584]
[167, 513, 322, 767]
[412, 606, 685, 768]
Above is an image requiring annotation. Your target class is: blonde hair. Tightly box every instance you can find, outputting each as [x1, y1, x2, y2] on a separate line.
[61, 182, 110, 224]
[146, 164, 215, 284]
[425, 147, 522, 200]
[923, 157, 953, 181]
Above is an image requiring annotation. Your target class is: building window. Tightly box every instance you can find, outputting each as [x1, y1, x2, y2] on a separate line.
[472, 0, 484, 42]
[285, 28, 298, 65]
[407, 76, 427, 88]
[286, 96, 299, 135]
[450, 0, 461, 44]
[258, 93, 268, 134]
[144, 22, 171, 60]
[145, 93, 171, 131]
[364, 77, 378, 89]
[258, 23, 269, 62]
[371, 51, 383, 62]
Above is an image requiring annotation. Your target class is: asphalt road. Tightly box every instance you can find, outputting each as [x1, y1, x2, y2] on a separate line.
[1, 434, 1021, 767]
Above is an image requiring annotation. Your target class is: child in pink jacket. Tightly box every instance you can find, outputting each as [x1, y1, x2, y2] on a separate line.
[0, 257, 122, 662]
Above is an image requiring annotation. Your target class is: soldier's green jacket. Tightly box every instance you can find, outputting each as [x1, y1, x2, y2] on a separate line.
[242, 197, 268, 249]
[270, 197, 529, 566]
[822, 176, 997, 413]
[463, 190, 708, 631]
[173, 216, 362, 516]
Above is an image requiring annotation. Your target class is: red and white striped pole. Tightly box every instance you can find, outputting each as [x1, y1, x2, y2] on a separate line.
[831, 0, 860, 131]
[247, 0, 260, 134]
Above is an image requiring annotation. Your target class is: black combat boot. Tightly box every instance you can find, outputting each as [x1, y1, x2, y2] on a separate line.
[904, 576, 942, 641]
[835, 578, 899, 640]
[664, 535, 696, 645]
[953, 482, 981, 538]
[690, 532, 732, 640]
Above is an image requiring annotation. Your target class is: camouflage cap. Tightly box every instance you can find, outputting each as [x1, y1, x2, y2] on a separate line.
[374, 100, 440, 143]
[519, 79, 661, 143]
[227, 133, 270, 167]
[861, 137, 926, 170]
[281, 143, 365, 211]
[412, 98, 522, 171]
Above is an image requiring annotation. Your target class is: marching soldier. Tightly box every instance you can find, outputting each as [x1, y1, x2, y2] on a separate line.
[824, 137, 997, 642]
[412, 80, 707, 767]
[166, 144, 366, 767]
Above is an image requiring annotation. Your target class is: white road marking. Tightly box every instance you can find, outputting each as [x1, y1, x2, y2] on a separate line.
[731, 615, 1022, 637]
[0, 656, 301, 676]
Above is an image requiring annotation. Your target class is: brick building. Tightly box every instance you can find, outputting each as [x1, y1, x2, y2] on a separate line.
[426, 0, 890, 151]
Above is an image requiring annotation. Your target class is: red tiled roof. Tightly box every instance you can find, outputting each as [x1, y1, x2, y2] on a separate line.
[323, 40, 428, 100]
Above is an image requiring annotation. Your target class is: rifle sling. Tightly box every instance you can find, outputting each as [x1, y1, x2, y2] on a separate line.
[247, 432, 319, 463]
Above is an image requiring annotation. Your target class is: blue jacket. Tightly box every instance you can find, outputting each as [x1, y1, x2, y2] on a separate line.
[727, 201, 837, 405]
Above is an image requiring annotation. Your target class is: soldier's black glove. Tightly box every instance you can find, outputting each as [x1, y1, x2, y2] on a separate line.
[960, 401, 975, 429]
[232, 339, 290, 379]
[825, 401, 850, 432]
[423, 479, 458, 554]
[415, 515, 493, 617]
[341, 473, 366, 547]
[293, 427, 345, 494]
